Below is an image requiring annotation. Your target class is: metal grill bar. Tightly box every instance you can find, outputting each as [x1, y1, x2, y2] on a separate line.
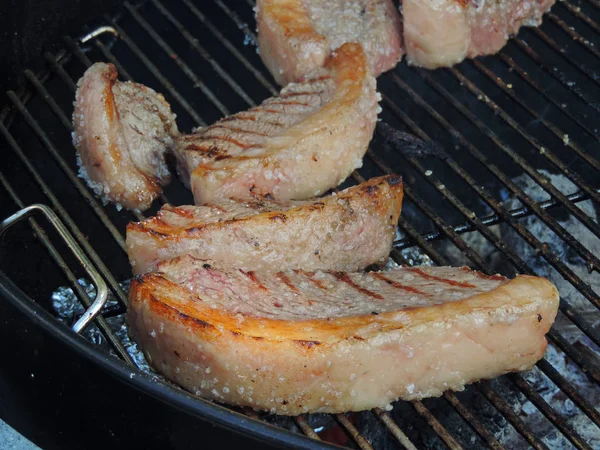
[335, 415, 374, 450]
[585, 0, 600, 9]
[497, 51, 600, 141]
[443, 393, 503, 450]
[4, 94, 131, 308]
[123, 2, 231, 116]
[401, 184, 488, 269]
[373, 409, 417, 450]
[535, 358, 600, 428]
[547, 330, 600, 385]
[393, 189, 593, 250]
[448, 66, 600, 205]
[561, 2, 600, 31]
[149, 0, 256, 107]
[62, 35, 94, 67]
[418, 69, 600, 247]
[410, 401, 463, 450]
[530, 27, 600, 86]
[43, 51, 77, 92]
[181, 0, 278, 96]
[476, 383, 549, 450]
[509, 39, 600, 116]
[468, 58, 600, 172]
[294, 416, 321, 441]
[378, 98, 600, 386]
[103, 14, 206, 126]
[90, 38, 136, 81]
[547, 12, 600, 58]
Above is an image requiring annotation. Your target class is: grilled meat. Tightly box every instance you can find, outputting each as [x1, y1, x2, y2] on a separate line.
[126, 175, 403, 275]
[188, 43, 378, 205]
[256, 0, 403, 85]
[72, 63, 178, 211]
[129, 256, 559, 415]
[74, 44, 376, 208]
[403, 0, 556, 69]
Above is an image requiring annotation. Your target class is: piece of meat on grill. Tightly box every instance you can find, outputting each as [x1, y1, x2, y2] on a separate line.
[403, 0, 556, 69]
[72, 63, 178, 211]
[129, 256, 559, 415]
[185, 43, 378, 205]
[126, 175, 403, 275]
[256, 0, 403, 85]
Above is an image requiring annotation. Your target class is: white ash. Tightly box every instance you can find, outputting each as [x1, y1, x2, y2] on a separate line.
[75, 152, 123, 211]
[51, 278, 151, 373]
[398, 246, 434, 267]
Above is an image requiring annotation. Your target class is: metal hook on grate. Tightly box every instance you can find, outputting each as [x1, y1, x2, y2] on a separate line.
[0, 204, 108, 333]
[77, 25, 119, 45]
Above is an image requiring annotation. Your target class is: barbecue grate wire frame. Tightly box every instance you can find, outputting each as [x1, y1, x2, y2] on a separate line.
[0, 0, 599, 448]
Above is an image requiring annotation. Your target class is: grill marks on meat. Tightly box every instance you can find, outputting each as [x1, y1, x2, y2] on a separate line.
[74, 46, 377, 209]
[73, 63, 178, 211]
[157, 257, 508, 320]
[126, 175, 403, 274]
[190, 43, 378, 205]
[403, 0, 556, 68]
[257, 0, 403, 85]
[174, 72, 336, 186]
[129, 257, 559, 414]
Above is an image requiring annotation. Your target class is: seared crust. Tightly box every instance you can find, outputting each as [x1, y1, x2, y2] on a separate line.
[129, 266, 559, 415]
[191, 43, 378, 204]
[126, 175, 404, 274]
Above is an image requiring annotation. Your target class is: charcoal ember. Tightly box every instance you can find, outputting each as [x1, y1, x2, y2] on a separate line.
[377, 122, 447, 159]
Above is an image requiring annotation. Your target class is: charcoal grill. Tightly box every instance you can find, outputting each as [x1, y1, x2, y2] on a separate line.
[1, 0, 599, 449]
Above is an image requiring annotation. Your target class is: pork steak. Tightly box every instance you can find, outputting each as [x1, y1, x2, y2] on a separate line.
[403, 0, 556, 69]
[127, 175, 403, 275]
[129, 256, 559, 415]
[189, 43, 378, 205]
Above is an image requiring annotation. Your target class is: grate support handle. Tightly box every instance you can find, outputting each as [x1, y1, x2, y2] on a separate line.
[0, 204, 108, 333]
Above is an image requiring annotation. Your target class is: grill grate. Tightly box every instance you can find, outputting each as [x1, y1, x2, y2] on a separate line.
[1, 0, 599, 448]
